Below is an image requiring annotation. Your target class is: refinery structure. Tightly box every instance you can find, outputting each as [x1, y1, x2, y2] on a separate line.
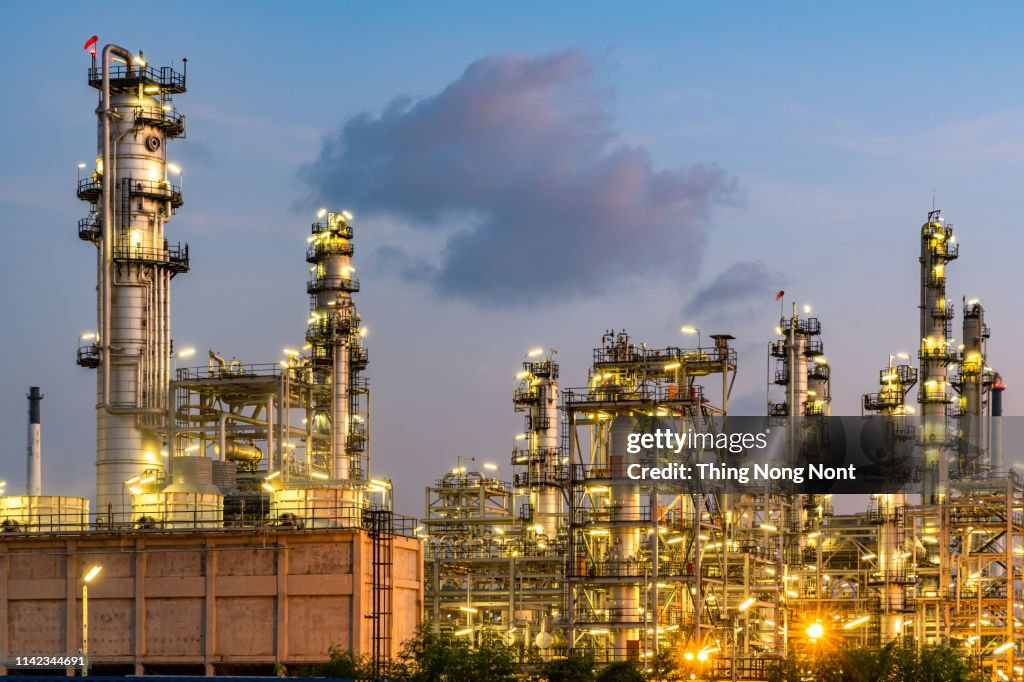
[0, 40, 1020, 682]
[0, 44, 421, 676]
[421, 209, 1019, 681]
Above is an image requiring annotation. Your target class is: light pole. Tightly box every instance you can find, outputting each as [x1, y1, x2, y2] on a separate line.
[81, 564, 102, 676]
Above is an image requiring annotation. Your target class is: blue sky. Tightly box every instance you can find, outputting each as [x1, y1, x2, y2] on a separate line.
[2, 2, 1023, 516]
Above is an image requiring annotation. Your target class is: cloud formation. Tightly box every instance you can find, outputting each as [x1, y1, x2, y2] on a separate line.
[301, 50, 739, 305]
[683, 261, 780, 320]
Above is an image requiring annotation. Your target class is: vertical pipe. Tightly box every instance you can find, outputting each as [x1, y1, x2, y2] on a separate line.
[26, 387, 43, 496]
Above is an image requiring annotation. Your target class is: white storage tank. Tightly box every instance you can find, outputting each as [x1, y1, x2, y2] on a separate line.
[0, 495, 90, 533]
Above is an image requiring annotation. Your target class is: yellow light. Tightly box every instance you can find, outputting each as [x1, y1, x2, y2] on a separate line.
[684, 652, 695, 661]
[760, 523, 778, 532]
[83, 565, 103, 582]
[589, 529, 610, 536]
[786, 590, 799, 598]
[139, 476, 155, 484]
[310, 472, 329, 480]
[459, 606, 478, 613]
[680, 326, 698, 335]
[664, 362, 681, 371]
[696, 650, 708, 662]
[185, 444, 199, 453]
[738, 597, 756, 612]
[806, 622, 824, 639]
[994, 641, 1015, 655]
[144, 85, 160, 94]
[124, 476, 140, 485]
[483, 463, 498, 471]
[370, 479, 391, 488]
[128, 486, 142, 495]
[283, 348, 300, 357]
[177, 347, 196, 359]
[317, 208, 327, 218]
[78, 162, 87, 169]
[454, 628, 473, 636]
[803, 305, 812, 314]
[515, 371, 530, 380]
[265, 471, 281, 481]
[359, 327, 368, 337]
[666, 536, 684, 545]
[261, 483, 276, 493]
[166, 163, 181, 175]
[514, 433, 527, 440]
[774, 326, 783, 336]
[843, 616, 870, 630]
[527, 348, 544, 357]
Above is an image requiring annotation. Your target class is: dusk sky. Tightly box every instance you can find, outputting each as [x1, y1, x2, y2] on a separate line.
[2, 2, 1024, 517]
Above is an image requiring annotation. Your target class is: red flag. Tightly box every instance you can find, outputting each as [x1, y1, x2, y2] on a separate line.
[83, 35, 98, 55]
[775, 289, 785, 301]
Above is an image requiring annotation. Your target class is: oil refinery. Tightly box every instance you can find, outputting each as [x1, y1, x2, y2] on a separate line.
[0, 39, 1020, 682]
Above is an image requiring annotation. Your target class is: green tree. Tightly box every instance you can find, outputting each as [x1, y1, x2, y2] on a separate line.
[296, 646, 370, 678]
[391, 625, 517, 682]
[541, 653, 596, 682]
[596, 660, 645, 682]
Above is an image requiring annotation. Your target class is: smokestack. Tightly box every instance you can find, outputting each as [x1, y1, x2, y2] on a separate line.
[991, 374, 1005, 472]
[27, 386, 42, 496]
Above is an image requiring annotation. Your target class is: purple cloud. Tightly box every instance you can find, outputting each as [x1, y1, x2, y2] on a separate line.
[301, 50, 739, 305]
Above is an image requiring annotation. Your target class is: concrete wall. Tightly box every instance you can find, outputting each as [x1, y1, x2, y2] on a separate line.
[0, 528, 422, 675]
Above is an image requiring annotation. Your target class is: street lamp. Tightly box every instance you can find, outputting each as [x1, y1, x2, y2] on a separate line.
[82, 564, 103, 676]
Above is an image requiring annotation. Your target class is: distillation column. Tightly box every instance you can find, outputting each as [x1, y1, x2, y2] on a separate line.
[863, 359, 918, 643]
[513, 351, 562, 537]
[918, 210, 958, 503]
[76, 46, 189, 517]
[956, 299, 990, 476]
[305, 210, 368, 482]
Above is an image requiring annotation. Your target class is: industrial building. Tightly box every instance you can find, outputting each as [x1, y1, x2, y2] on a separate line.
[422, 210, 1017, 681]
[0, 44, 421, 676]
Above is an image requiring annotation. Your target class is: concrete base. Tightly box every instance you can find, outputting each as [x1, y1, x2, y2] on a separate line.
[0, 527, 422, 675]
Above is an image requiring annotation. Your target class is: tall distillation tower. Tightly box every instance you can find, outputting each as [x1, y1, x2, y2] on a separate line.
[918, 210, 958, 503]
[305, 210, 369, 486]
[513, 350, 562, 536]
[76, 46, 189, 517]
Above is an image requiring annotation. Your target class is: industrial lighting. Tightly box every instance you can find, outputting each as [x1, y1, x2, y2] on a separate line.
[185, 444, 199, 452]
[527, 348, 544, 357]
[83, 565, 103, 583]
[514, 433, 527, 440]
[261, 483, 276, 493]
[359, 327, 368, 337]
[515, 371, 530, 380]
[843, 616, 870, 630]
[588, 529, 610, 536]
[861, 553, 877, 560]
[814, 356, 828, 365]
[265, 471, 281, 481]
[760, 523, 778, 532]
[896, 352, 910, 359]
[458, 606, 478, 613]
[483, 463, 498, 471]
[80, 332, 96, 341]
[806, 622, 824, 639]
[317, 208, 327, 218]
[666, 536, 684, 545]
[453, 628, 473, 636]
[664, 362, 681, 371]
[128, 486, 142, 495]
[283, 348, 300, 357]
[124, 476, 140, 485]
[803, 305, 812, 314]
[177, 346, 196, 359]
[77, 162, 87, 169]
[738, 597, 756, 612]
[166, 163, 181, 175]
[369, 479, 391, 488]
[994, 641, 1015, 655]
[139, 476, 155, 484]
[310, 472, 329, 480]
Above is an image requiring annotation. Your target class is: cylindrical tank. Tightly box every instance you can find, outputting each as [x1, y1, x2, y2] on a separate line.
[131, 491, 223, 529]
[270, 486, 360, 529]
[0, 496, 90, 533]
